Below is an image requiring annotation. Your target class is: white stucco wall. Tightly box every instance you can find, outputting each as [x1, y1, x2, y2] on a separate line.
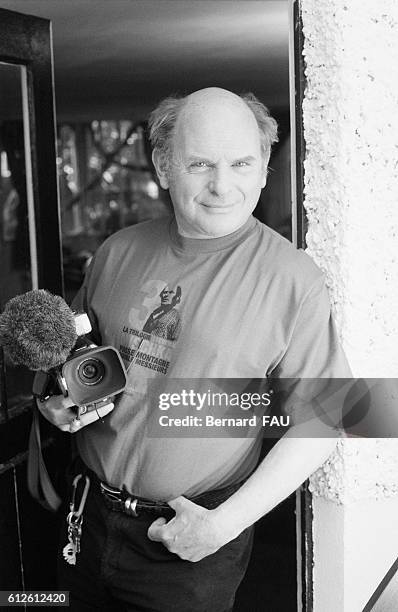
[300, 0, 398, 610]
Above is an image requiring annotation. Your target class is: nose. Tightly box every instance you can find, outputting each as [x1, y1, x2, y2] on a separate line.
[208, 166, 232, 197]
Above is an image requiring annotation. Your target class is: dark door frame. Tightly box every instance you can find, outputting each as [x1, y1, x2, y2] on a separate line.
[0, 8, 63, 295]
[0, 8, 67, 593]
[290, 1, 313, 611]
[0, 8, 63, 425]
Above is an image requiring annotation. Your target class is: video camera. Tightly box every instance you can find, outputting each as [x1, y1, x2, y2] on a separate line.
[32, 313, 127, 420]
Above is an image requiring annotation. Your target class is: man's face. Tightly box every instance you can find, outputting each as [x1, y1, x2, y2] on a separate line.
[160, 287, 175, 305]
[154, 94, 268, 239]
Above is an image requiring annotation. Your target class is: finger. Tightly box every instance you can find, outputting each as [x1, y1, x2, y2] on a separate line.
[95, 403, 114, 418]
[150, 515, 182, 541]
[56, 412, 78, 432]
[61, 396, 76, 409]
[58, 408, 78, 426]
[69, 403, 115, 432]
[189, 554, 204, 563]
[56, 411, 78, 431]
[36, 400, 77, 430]
[41, 395, 76, 410]
[77, 403, 114, 427]
[46, 408, 76, 426]
[147, 517, 167, 541]
[167, 495, 199, 513]
[36, 397, 75, 418]
[69, 417, 83, 433]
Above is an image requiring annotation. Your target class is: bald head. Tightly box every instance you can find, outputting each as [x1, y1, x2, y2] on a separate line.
[176, 88, 259, 145]
[148, 87, 278, 172]
[172, 88, 261, 164]
[183, 87, 252, 110]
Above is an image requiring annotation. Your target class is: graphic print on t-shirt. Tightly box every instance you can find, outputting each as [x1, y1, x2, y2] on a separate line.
[142, 284, 182, 341]
[118, 279, 182, 392]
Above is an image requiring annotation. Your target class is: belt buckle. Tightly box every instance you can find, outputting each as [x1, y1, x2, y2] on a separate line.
[100, 482, 139, 517]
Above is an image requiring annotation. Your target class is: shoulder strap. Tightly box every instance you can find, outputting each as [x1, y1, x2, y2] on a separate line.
[27, 406, 62, 512]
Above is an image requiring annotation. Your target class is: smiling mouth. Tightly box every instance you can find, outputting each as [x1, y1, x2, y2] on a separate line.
[201, 202, 236, 211]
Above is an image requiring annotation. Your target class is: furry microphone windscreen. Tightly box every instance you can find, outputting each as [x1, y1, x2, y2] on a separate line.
[0, 290, 77, 371]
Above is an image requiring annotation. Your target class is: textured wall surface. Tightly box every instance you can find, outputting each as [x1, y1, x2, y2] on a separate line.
[301, 0, 398, 377]
[309, 438, 398, 504]
[301, 0, 398, 498]
[300, 1, 398, 610]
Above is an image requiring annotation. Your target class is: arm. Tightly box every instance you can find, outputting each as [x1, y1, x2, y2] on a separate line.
[214, 432, 338, 537]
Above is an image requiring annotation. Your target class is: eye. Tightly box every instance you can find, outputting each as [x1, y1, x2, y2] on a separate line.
[188, 161, 212, 173]
[190, 161, 209, 169]
[233, 160, 249, 167]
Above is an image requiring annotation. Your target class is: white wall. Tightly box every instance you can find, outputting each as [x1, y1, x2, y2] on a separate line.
[300, 0, 398, 609]
[312, 496, 398, 612]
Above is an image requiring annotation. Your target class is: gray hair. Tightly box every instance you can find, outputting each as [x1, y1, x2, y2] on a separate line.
[148, 91, 278, 167]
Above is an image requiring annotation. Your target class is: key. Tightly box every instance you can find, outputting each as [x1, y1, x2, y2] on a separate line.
[62, 475, 90, 565]
[62, 540, 76, 565]
[62, 513, 83, 565]
[71, 518, 83, 554]
[63, 524, 77, 565]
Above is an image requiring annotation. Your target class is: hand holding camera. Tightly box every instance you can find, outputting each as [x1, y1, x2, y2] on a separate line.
[36, 394, 114, 433]
[0, 289, 126, 432]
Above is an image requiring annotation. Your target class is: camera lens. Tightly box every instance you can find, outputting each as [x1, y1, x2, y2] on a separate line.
[77, 358, 105, 386]
[82, 364, 97, 378]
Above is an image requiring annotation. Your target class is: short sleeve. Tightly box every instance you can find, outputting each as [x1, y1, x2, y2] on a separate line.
[272, 275, 352, 379]
[268, 277, 352, 433]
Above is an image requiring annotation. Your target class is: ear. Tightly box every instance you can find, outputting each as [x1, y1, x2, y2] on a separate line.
[261, 150, 271, 189]
[152, 149, 170, 190]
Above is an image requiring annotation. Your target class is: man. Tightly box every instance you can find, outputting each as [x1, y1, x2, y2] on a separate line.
[39, 87, 350, 611]
[142, 284, 182, 340]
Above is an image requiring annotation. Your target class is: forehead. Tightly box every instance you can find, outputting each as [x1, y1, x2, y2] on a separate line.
[173, 101, 262, 159]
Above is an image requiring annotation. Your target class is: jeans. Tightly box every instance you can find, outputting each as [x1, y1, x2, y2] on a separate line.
[57, 464, 254, 612]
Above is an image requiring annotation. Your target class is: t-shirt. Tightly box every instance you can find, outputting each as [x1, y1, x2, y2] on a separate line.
[72, 215, 351, 500]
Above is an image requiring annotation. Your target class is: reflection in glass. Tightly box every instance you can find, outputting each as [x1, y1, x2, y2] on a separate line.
[58, 121, 171, 303]
[0, 62, 34, 411]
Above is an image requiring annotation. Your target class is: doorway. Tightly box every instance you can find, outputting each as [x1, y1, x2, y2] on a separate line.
[0, 2, 306, 610]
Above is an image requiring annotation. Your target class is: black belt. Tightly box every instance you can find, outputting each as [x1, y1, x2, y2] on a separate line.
[97, 475, 244, 518]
